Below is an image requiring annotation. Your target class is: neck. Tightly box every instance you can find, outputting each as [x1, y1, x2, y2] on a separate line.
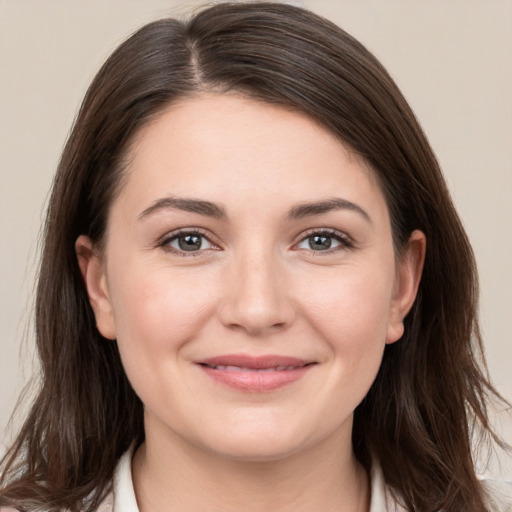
[132, 420, 370, 512]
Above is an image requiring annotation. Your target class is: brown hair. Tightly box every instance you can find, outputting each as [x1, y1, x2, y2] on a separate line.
[0, 3, 506, 511]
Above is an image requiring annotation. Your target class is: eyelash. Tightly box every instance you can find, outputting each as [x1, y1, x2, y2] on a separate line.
[293, 228, 355, 255]
[157, 228, 219, 258]
[157, 228, 355, 257]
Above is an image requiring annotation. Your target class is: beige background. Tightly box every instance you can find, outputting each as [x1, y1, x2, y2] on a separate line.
[1, 0, 511, 468]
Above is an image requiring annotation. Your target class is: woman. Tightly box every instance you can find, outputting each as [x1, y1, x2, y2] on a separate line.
[0, 2, 509, 511]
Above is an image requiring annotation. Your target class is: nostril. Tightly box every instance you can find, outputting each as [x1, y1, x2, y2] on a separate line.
[217, 269, 296, 334]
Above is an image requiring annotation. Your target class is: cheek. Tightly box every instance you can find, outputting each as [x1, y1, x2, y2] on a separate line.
[299, 264, 394, 343]
[295, 262, 394, 392]
[107, 262, 218, 369]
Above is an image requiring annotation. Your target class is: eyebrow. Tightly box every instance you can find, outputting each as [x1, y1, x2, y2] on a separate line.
[138, 197, 227, 220]
[138, 195, 371, 224]
[287, 198, 372, 224]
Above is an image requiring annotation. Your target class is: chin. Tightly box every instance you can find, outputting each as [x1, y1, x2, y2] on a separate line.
[189, 413, 339, 464]
[203, 434, 310, 463]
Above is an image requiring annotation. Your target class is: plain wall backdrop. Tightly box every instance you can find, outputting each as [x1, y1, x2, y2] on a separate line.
[1, 0, 511, 461]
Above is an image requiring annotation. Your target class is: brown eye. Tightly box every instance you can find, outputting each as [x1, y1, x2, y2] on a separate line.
[166, 232, 214, 253]
[294, 229, 356, 254]
[308, 234, 333, 250]
[296, 232, 344, 252]
[178, 234, 202, 251]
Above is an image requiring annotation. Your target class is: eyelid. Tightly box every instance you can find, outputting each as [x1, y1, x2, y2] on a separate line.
[155, 226, 356, 257]
[291, 228, 356, 253]
[156, 227, 222, 256]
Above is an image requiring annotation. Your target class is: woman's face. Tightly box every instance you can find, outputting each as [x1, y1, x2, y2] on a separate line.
[78, 93, 424, 461]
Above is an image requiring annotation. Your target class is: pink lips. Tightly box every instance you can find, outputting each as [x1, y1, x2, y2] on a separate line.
[196, 354, 315, 392]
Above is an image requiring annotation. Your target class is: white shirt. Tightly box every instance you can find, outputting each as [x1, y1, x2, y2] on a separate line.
[93, 450, 511, 511]
[0, 448, 509, 511]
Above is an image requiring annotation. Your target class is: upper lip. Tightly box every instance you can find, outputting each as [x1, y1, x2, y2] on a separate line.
[197, 354, 313, 370]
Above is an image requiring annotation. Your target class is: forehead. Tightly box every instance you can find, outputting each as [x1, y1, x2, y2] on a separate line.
[116, 92, 387, 220]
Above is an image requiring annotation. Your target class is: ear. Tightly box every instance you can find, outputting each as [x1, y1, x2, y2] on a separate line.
[386, 230, 426, 344]
[75, 235, 117, 340]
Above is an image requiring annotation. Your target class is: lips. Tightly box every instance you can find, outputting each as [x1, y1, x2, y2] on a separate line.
[196, 354, 315, 392]
[205, 364, 301, 371]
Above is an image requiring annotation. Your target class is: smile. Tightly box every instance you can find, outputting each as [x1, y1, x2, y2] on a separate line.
[196, 355, 316, 392]
[203, 364, 303, 372]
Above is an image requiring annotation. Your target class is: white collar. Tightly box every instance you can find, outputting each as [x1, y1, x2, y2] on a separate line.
[111, 448, 139, 512]
[108, 449, 405, 512]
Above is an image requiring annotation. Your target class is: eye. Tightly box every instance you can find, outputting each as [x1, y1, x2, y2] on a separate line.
[295, 230, 353, 252]
[162, 230, 216, 254]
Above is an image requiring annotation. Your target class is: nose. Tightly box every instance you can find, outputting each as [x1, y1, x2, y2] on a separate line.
[218, 249, 295, 336]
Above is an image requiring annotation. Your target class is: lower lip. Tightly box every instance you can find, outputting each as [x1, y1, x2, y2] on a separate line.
[198, 365, 313, 392]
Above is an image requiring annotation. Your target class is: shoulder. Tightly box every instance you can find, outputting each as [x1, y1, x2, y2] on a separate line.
[378, 479, 512, 512]
[93, 492, 115, 512]
[0, 444, 18, 512]
[481, 478, 512, 512]
[0, 496, 116, 512]
[93, 447, 137, 512]
[372, 457, 512, 512]
[0, 499, 116, 512]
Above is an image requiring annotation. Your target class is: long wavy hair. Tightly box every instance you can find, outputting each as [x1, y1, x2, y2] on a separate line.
[0, 3, 506, 511]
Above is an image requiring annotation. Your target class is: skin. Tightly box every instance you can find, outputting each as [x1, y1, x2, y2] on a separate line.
[77, 93, 425, 512]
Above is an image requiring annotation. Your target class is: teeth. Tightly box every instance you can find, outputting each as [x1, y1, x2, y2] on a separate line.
[208, 364, 300, 371]
[216, 365, 244, 371]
